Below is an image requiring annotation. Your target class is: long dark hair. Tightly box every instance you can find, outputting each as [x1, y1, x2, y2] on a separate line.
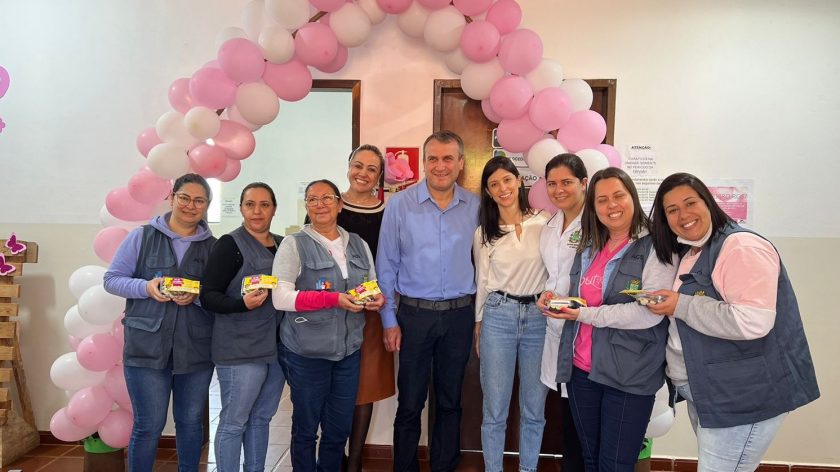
[650, 172, 734, 264]
[349, 144, 385, 190]
[478, 156, 532, 245]
[579, 167, 648, 253]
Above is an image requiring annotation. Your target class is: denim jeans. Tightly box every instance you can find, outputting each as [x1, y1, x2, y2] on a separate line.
[214, 361, 285, 472]
[567, 367, 654, 472]
[479, 292, 547, 472]
[281, 344, 360, 472]
[124, 364, 213, 472]
[676, 383, 787, 472]
[393, 303, 473, 472]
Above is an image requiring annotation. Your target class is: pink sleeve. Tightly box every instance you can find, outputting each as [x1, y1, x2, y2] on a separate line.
[295, 291, 341, 311]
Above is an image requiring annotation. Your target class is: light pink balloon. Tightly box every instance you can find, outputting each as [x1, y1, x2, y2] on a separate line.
[93, 227, 129, 264]
[418, 0, 450, 10]
[454, 0, 493, 16]
[218, 158, 242, 182]
[188, 144, 228, 178]
[498, 29, 542, 75]
[460, 21, 501, 63]
[263, 59, 313, 102]
[127, 168, 171, 205]
[227, 105, 261, 131]
[595, 144, 622, 167]
[294, 23, 339, 69]
[311, 0, 346, 12]
[485, 0, 522, 35]
[315, 45, 349, 73]
[218, 38, 266, 84]
[98, 409, 133, 449]
[104, 366, 130, 408]
[529, 87, 572, 132]
[68, 335, 81, 350]
[489, 76, 533, 120]
[527, 178, 558, 215]
[496, 115, 544, 153]
[136, 127, 162, 158]
[189, 67, 237, 110]
[377, 0, 412, 14]
[105, 187, 155, 221]
[168, 78, 195, 113]
[214, 120, 256, 160]
[67, 386, 113, 428]
[50, 407, 98, 442]
[556, 110, 607, 152]
[77, 333, 121, 372]
[481, 99, 502, 124]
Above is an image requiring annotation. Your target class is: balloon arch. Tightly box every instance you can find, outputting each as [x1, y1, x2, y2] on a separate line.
[49, 0, 635, 447]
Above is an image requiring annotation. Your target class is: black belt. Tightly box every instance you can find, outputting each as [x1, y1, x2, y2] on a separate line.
[493, 291, 539, 304]
[400, 295, 473, 311]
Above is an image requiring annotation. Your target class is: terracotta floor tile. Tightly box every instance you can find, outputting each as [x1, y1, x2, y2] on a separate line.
[37, 456, 84, 471]
[23, 444, 77, 458]
[1, 455, 55, 471]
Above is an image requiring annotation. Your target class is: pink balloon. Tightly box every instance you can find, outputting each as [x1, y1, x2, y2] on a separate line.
[498, 29, 542, 75]
[418, 0, 450, 10]
[67, 386, 113, 428]
[460, 21, 501, 63]
[496, 115, 544, 153]
[218, 158, 242, 182]
[294, 23, 339, 69]
[50, 407, 98, 442]
[218, 38, 266, 84]
[311, 0, 346, 12]
[136, 127, 162, 157]
[556, 110, 608, 152]
[127, 168, 171, 205]
[98, 409, 133, 449]
[77, 333, 122, 372]
[262, 59, 313, 102]
[489, 76, 533, 120]
[454, 0, 493, 16]
[528, 87, 572, 132]
[377, 0, 412, 14]
[168, 78, 195, 113]
[188, 144, 228, 178]
[68, 335, 81, 350]
[481, 99, 502, 124]
[226, 105, 261, 131]
[189, 67, 237, 110]
[105, 187, 155, 221]
[104, 366, 130, 408]
[315, 45, 348, 73]
[214, 120, 256, 160]
[527, 178, 558, 215]
[485, 0, 522, 35]
[93, 227, 129, 263]
[595, 144, 622, 167]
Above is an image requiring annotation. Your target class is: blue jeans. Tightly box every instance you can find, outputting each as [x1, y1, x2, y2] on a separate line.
[281, 345, 360, 472]
[676, 384, 787, 472]
[124, 364, 214, 472]
[214, 361, 285, 472]
[479, 293, 548, 472]
[567, 367, 654, 472]
[393, 303, 473, 472]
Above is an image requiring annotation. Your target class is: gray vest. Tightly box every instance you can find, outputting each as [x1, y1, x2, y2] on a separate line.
[124, 225, 215, 374]
[674, 223, 819, 428]
[211, 226, 283, 365]
[556, 235, 668, 396]
[278, 231, 369, 361]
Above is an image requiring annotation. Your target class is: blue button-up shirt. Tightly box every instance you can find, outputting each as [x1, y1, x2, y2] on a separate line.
[376, 181, 480, 328]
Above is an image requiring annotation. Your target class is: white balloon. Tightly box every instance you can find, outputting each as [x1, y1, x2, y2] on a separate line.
[646, 408, 675, 438]
[69, 266, 108, 300]
[78, 285, 125, 326]
[444, 48, 469, 75]
[331, 3, 373, 47]
[242, 0, 270, 41]
[526, 138, 567, 178]
[266, 0, 310, 29]
[184, 107, 221, 140]
[397, 2, 430, 39]
[226, 106, 262, 131]
[559, 78, 594, 111]
[526, 59, 564, 93]
[155, 111, 197, 150]
[216, 26, 247, 50]
[50, 352, 107, 391]
[99, 205, 143, 231]
[577, 148, 609, 178]
[460, 58, 505, 100]
[259, 25, 295, 64]
[424, 6, 466, 52]
[64, 305, 113, 339]
[358, 0, 386, 24]
[235, 82, 279, 125]
[147, 143, 191, 179]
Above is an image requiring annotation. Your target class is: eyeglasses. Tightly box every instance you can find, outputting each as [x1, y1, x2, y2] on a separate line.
[173, 192, 209, 208]
[304, 195, 340, 207]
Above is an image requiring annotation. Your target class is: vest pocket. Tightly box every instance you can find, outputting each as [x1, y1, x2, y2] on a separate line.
[123, 316, 164, 361]
[704, 355, 772, 415]
[284, 312, 338, 358]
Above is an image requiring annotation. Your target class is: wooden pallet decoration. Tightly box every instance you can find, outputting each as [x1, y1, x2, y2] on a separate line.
[0, 238, 40, 466]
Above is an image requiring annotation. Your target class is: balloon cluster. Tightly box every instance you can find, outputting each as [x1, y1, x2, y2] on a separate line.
[49, 266, 131, 447]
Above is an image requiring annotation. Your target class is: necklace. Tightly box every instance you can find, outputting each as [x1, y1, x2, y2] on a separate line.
[342, 191, 378, 206]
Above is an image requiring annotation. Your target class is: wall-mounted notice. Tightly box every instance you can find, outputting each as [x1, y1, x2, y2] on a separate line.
[706, 179, 753, 227]
[625, 144, 657, 177]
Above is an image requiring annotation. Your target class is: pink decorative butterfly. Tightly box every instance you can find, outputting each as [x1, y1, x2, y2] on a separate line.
[0, 254, 15, 276]
[4, 233, 25, 255]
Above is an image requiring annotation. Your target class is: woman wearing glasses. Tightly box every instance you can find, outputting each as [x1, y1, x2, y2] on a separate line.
[104, 173, 216, 472]
[272, 179, 385, 472]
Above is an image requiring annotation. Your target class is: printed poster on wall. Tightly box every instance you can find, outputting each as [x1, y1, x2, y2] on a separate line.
[491, 129, 537, 188]
[625, 144, 657, 177]
[706, 179, 754, 227]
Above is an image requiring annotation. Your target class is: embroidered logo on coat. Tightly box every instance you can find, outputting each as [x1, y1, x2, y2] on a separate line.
[567, 230, 582, 248]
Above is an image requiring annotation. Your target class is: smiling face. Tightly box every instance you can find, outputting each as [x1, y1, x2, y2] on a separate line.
[347, 149, 382, 194]
[170, 182, 209, 228]
[663, 184, 712, 242]
[240, 187, 276, 234]
[545, 165, 587, 213]
[305, 182, 342, 227]
[485, 168, 522, 211]
[593, 177, 634, 236]
[423, 139, 464, 193]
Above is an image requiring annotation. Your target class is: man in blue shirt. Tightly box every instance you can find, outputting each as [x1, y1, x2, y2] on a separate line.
[377, 130, 480, 472]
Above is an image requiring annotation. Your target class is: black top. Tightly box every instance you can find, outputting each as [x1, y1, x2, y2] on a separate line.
[337, 199, 385, 259]
[201, 234, 278, 314]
